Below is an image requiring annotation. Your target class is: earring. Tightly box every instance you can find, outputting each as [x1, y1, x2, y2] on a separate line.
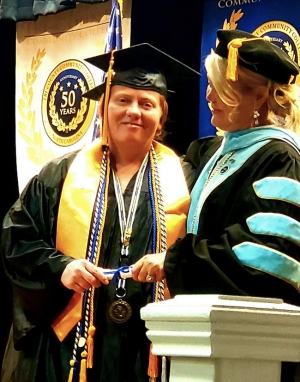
[253, 110, 260, 126]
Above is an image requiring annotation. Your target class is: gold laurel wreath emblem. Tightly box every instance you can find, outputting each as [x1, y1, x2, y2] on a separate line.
[283, 41, 295, 61]
[49, 79, 88, 133]
[222, 9, 244, 30]
[18, 49, 55, 165]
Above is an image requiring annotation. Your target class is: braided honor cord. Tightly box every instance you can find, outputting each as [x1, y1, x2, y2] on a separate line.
[148, 145, 167, 382]
[68, 146, 110, 382]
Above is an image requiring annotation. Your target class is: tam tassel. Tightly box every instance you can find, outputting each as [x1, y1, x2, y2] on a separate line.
[87, 325, 96, 368]
[226, 38, 243, 81]
[79, 351, 88, 382]
[226, 35, 271, 81]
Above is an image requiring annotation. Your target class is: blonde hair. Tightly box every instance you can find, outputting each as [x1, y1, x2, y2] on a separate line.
[205, 53, 300, 135]
[97, 90, 169, 142]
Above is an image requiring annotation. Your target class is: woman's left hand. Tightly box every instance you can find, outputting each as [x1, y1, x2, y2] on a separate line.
[131, 251, 166, 283]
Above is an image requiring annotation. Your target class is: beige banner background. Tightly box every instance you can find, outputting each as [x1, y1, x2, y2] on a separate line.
[16, 0, 131, 192]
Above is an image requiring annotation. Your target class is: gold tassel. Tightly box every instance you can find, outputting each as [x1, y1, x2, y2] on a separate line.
[102, 50, 116, 146]
[87, 325, 96, 368]
[67, 359, 75, 382]
[226, 35, 271, 81]
[79, 351, 88, 382]
[226, 38, 243, 81]
[148, 343, 160, 381]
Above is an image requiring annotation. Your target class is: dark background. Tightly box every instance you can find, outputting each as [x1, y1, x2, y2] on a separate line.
[0, 0, 204, 367]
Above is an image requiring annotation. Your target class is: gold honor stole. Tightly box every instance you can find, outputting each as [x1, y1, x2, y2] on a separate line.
[51, 139, 190, 341]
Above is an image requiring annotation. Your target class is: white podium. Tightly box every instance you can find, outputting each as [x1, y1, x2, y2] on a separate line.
[140, 295, 300, 382]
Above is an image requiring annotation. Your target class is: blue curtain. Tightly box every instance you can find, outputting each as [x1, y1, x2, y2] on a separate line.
[0, 0, 108, 21]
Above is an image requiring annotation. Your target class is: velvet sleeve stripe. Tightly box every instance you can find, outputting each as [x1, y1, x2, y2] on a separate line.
[246, 213, 300, 246]
[253, 177, 300, 206]
[233, 241, 300, 292]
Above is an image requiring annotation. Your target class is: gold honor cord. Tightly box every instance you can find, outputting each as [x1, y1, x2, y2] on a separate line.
[102, 50, 116, 146]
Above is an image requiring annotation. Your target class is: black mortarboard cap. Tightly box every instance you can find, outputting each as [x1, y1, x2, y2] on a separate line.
[215, 29, 300, 84]
[83, 43, 200, 100]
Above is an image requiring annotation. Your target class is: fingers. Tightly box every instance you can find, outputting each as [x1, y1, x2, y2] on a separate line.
[131, 252, 166, 282]
[61, 253, 167, 292]
[61, 259, 109, 292]
[85, 261, 110, 285]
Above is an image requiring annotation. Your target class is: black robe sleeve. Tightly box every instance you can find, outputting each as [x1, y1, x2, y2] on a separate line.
[181, 136, 223, 191]
[165, 138, 300, 308]
[1, 152, 77, 349]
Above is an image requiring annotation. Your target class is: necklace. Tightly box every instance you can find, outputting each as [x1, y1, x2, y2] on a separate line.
[108, 153, 149, 324]
[113, 153, 149, 260]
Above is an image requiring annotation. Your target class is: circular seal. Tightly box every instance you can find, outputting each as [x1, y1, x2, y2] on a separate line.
[42, 59, 96, 147]
[108, 299, 132, 324]
[252, 21, 300, 84]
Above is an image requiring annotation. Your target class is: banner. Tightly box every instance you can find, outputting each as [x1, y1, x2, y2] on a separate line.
[16, 0, 131, 192]
[199, 0, 300, 137]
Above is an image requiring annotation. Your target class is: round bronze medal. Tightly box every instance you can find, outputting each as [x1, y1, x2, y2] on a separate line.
[108, 299, 132, 323]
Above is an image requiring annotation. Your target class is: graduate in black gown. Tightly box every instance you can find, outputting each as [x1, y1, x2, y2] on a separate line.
[0, 44, 199, 382]
[132, 30, 300, 382]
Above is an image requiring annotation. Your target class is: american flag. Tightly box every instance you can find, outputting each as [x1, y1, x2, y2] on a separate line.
[92, 0, 123, 140]
[102, 0, 123, 56]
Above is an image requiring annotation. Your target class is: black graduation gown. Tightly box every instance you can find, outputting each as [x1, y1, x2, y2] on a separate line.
[166, 134, 300, 304]
[165, 131, 300, 382]
[1, 151, 154, 382]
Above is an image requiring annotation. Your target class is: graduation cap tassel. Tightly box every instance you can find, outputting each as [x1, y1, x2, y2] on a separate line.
[226, 38, 243, 81]
[102, 50, 116, 146]
[226, 36, 272, 81]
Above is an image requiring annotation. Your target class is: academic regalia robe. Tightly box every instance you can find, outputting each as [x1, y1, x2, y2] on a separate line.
[164, 126, 300, 382]
[1, 139, 189, 382]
